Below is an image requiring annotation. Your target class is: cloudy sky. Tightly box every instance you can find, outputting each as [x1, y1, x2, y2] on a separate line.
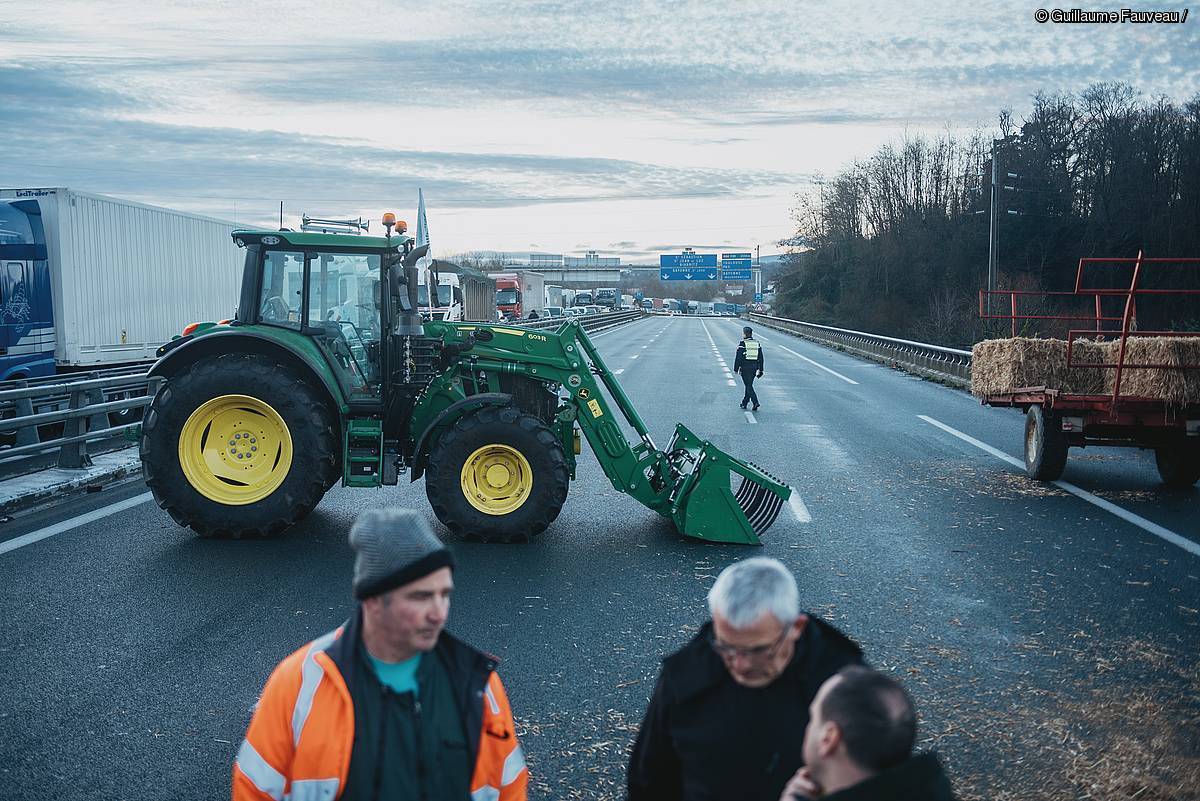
[2, 1, 1196, 262]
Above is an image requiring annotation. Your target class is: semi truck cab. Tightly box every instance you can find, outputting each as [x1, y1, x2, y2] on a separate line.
[0, 199, 55, 380]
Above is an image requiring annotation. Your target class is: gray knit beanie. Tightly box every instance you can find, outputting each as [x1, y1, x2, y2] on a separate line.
[349, 508, 455, 600]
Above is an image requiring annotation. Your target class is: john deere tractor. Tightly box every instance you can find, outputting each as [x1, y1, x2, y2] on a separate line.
[139, 215, 790, 543]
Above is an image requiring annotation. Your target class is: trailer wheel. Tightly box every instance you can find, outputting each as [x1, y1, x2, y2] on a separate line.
[425, 405, 569, 543]
[140, 353, 338, 538]
[1154, 443, 1200, 488]
[1024, 405, 1068, 481]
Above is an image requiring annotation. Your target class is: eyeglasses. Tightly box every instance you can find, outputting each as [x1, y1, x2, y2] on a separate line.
[709, 625, 790, 661]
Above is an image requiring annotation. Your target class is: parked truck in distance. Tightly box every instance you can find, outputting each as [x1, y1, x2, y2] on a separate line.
[594, 287, 619, 309]
[573, 290, 594, 307]
[0, 188, 241, 380]
[489, 270, 546, 320]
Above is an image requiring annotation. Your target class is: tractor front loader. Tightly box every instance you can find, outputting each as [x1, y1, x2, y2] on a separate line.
[140, 215, 790, 544]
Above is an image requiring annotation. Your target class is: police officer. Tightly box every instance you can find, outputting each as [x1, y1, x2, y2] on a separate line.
[735, 326, 764, 410]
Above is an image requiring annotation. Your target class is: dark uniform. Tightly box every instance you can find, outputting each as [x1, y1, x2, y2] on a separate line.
[734, 333, 764, 410]
[627, 617, 864, 801]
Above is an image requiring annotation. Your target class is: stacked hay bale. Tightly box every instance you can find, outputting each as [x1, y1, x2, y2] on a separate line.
[1106, 337, 1200, 405]
[970, 338, 1110, 396]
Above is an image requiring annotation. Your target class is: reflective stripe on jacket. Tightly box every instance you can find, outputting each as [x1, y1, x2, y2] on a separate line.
[734, 339, 763, 372]
[233, 621, 527, 801]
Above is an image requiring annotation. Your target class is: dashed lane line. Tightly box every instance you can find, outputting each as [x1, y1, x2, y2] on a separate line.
[918, 415, 1200, 559]
[744, 410, 757, 424]
[0, 492, 154, 557]
[788, 494, 813, 523]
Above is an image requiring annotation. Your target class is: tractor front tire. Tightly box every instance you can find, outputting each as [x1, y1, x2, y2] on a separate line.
[425, 405, 569, 543]
[140, 353, 339, 538]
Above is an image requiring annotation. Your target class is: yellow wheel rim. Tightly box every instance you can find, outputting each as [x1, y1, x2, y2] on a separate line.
[178, 394, 293, 506]
[460, 444, 532, 516]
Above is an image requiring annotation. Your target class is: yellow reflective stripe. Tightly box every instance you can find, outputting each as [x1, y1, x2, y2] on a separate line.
[236, 739, 286, 800]
[744, 340, 760, 360]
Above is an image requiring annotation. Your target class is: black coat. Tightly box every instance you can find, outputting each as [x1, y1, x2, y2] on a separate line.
[627, 616, 864, 801]
[814, 753, 956, 801]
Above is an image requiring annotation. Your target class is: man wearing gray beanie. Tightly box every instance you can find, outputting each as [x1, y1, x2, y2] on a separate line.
[234, 509, 528, 801]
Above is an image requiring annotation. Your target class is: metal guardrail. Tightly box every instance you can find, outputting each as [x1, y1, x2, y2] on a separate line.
[518, 308, 647, 332]
[0, 371, 161, 471]
[748, 313, 973, 387]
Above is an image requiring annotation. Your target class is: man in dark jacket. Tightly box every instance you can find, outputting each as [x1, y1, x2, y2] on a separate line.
[627, 557, 864, 801]
[780, 666, 955, 801]
[734, 326, 764, 410]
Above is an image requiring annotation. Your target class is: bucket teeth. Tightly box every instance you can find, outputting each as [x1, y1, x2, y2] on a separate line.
[735, 476, 785, 535]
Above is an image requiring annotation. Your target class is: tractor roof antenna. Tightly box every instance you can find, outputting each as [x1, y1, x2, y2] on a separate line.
[300, 214, 370, 235]
[279, 201, 284, 231]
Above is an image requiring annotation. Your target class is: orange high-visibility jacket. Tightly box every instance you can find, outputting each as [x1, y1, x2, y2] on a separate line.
[233, 618, 527, 801]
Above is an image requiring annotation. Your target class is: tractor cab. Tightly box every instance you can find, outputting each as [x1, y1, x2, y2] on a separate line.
[231, 215, 419, 408]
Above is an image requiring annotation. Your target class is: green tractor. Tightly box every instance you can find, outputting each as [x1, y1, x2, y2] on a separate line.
[139, 216, 790, 544]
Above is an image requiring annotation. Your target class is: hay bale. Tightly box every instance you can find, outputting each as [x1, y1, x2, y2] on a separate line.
[971, 337, 1109, 396]
[1105, 336, 1200, 405]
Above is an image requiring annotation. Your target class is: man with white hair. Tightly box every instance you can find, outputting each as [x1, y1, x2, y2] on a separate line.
[627, 557, 864, 801]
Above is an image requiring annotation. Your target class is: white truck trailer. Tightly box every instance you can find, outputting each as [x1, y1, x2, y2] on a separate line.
[0, 188, 241, 380]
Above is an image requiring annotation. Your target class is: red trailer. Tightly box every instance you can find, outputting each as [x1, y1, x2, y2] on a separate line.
[979, 254, 1200, 487]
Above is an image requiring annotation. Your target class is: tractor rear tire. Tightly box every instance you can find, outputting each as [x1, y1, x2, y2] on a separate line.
[1155, 443, 1200, 488]
[140, 353, 339, 538]
[425, 405, 569, 543]
[1024, 405, 1068, 481]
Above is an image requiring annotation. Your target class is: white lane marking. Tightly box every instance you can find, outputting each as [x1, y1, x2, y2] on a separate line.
[0, 492, 154, 556]
[615, 368, 625, 375]
[727, 379, 737, 386]
[773, 343, 858, 385]
[918, 415, 1200, 559]
[641, 345, 648, 349]
[744, 411, 757, 424]
[629, 354, 639, 360]
[788, 494, 813, 523]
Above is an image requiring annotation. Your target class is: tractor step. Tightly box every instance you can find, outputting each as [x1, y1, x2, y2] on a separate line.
[343, 418, 384, 487]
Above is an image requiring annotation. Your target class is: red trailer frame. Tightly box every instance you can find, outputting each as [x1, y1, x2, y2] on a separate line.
[977, 253, 1200, 486]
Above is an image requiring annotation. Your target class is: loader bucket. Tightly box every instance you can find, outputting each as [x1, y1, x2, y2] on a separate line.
[665, 424, 791, 545]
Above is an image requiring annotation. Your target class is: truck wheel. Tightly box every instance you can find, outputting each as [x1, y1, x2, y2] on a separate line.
[140, 353, 338, 538]
[1024, 405, 1068, 481]
[425, 405, 569, 543]
[1155, 444, 1200, 488]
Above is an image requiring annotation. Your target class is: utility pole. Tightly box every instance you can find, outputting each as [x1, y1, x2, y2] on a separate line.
[987, 139, 998, 316]
[754, 245, 762, 302]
